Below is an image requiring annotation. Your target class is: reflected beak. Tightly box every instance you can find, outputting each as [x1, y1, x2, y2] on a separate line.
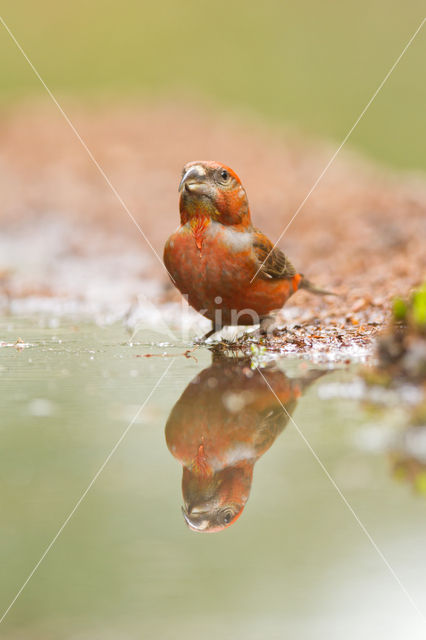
[178, 166, 208, 194]
[181, 506, 209, 531]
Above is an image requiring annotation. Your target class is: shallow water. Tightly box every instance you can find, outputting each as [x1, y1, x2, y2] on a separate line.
[1, 317, 425, 639]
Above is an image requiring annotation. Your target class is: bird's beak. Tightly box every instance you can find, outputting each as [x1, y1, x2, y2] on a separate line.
[181, 506, 210, 531]
[178, 165, 209, 194]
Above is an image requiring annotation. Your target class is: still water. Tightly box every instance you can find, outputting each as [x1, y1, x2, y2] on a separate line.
[0, 318, 425, 639]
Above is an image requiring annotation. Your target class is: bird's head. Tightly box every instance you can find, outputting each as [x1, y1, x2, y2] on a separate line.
[181, 463, 253, 533]
[179, 160, 251, 227]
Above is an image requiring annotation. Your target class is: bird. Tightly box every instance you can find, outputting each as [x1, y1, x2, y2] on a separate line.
[164, 160, 334, 340]
[165, 353, 325, 532]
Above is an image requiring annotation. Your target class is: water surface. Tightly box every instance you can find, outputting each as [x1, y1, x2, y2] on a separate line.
[1, 317, 425, 639]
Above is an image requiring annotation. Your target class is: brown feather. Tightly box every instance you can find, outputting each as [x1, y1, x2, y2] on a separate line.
[299, 277, 338, 296]
[252, 230, 297, 280]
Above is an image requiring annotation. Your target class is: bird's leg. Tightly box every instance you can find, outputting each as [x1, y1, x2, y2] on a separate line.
[259, 315, 276, 336]
[199, 322, 222, 342]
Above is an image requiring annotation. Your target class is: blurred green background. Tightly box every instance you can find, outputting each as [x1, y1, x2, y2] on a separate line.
[0, 0, 425, 171]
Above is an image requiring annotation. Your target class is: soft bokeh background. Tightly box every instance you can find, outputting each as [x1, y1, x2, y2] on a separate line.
[1, 0, 425, 171]
[1, 0, 425, 319]
[1, 5, 426, 639]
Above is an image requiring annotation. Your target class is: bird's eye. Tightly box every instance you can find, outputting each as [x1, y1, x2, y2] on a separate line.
[222, 510, 233, 524]
[220, 169, 230, 181]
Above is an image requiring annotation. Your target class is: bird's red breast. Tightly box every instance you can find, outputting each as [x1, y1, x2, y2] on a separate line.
[164, 160, 302, 325]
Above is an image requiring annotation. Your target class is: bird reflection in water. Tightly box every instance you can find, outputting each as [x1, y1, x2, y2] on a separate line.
[165, 353, 323, 533]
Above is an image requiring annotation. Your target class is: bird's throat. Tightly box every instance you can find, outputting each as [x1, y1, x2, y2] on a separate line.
[192, 443, 213, 477]
[190, 215, 210, 252]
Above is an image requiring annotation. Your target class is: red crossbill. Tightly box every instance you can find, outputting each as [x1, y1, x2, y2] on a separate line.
[164, 161, 333, 339]
[165, 354, 324, 532]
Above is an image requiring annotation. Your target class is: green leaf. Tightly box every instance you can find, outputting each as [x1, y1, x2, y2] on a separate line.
[412, 285, 426, 327]
[392, 297, 407, 321]
[415, 471, 426, 495]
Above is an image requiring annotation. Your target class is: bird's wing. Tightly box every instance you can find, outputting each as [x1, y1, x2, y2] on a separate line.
[252, 229, 297, 280]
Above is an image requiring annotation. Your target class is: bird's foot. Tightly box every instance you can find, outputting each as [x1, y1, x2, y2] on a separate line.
[258, 316, 278, 337]
[195, 325, 222, 344]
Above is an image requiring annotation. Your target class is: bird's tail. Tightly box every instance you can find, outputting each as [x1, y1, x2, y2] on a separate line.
[299, 276, 338, 297]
